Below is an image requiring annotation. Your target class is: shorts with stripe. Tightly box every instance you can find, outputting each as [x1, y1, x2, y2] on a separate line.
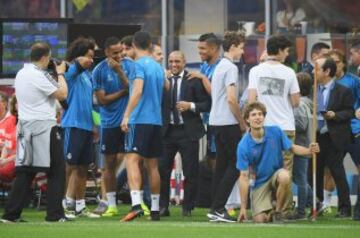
[125, 124, 162, 158]
[63, 127, 94, 165]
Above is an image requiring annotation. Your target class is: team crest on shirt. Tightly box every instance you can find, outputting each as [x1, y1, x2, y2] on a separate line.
[67, 153, 72, 160]
[107, 73, 114, 82]
[133, 147, 138, 151]
[101, 144, 106, 151]
[56, 132, 61, 140]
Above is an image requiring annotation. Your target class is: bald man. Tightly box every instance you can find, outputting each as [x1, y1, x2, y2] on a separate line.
[159, 51, 211, 217]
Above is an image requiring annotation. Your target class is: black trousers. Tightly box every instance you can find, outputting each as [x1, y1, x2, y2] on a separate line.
[2, 126, 65, 221]
[159, 125, 199, 211]
[211, 125, 242, 211]
[315, 132, 351, 212]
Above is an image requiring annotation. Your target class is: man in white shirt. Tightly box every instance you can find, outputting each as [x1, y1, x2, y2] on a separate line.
[1, 42, 68, 223]
[248, 35, 300, 211]
[207, 31, 246, 222]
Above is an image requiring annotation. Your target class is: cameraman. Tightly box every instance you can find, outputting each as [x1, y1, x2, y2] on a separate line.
[60, 37, 99, 218]
[1, 42, 68, 222]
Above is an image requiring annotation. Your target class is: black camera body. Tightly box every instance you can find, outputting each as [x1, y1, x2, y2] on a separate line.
[47, 58, 70, 79]
[47, 58, 69, 110]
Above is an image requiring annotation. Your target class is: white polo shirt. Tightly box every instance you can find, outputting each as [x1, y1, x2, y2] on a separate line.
[15, 63, 59, 121]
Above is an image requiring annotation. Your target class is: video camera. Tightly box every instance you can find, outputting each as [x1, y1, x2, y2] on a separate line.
[47, 58, 69, 110]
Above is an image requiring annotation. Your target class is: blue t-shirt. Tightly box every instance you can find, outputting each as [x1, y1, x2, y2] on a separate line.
[337, 73, 360, 134]
[200, 59, 221, 81]
[129, 56, 164, 125]
[92, 59, 131, 128]
[200, 59, 220, 124]
[61, 63, 93, 131]
[236, 126, 292, 189]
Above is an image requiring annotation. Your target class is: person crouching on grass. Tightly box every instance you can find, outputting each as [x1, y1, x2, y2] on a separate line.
[236, 102, 319, 223]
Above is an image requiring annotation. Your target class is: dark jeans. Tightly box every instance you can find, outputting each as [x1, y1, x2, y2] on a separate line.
[159, 125, 199, 211]
[293, 156, 313, 214]
[211, 125, 242, 211]
[2, 126, 65, 221]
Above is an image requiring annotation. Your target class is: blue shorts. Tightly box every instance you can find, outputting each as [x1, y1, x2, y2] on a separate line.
[125, 124, 162, 158]
[63, 127, 94, 165]
[100, 127, 125, 154]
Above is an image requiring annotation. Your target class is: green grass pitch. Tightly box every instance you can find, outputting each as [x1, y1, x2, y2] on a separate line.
[1, 206, 360, 238]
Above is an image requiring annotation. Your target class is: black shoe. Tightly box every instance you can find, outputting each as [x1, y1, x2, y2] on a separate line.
[151, 211, 160, 221]
[210, 209, 236, 223]
[335, 209, 351, 219]
[182, 209, 191, 217]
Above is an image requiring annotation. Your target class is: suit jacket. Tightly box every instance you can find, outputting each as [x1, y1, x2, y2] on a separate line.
[162, 70, 211, 141]
[325, 82, 354, 151]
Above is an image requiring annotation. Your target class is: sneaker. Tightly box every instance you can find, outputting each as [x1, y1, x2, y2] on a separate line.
[284, 211, 306, 221]
[210, 209, 237, 223]
[93, 201, 108, 215]
[272, 212, 284, 224]
[120, 206, 144, 222]
[64, 204, 76, 219]
[46, 217, 73, 222]
[65, 213, 76, 219]
[317, 203, 332, 215]
[0, 218, 27, 223]
[141, 202, 150, 216]
[335, 209, 351, 219]
[150, 211, 160, 221]
[102, 206, 118, 217]
[75, 207, 101, 218]
[207, 210, 218, 221]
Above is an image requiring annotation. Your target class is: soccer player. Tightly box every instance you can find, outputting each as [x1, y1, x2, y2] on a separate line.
[120, 31, 169, 222]
[93, 37, 130, 217]
[189, 33, 222, 170]
[61, 37, 99, 218]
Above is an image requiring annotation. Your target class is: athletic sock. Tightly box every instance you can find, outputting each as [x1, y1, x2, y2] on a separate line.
[140, 190, 144, 202]
[76, 199, 86, 212]
[66, 196, 75, 208]
[151, 194, 160, 211]
[106, 192, 117, 208]
[323, 190, 332, 206]
[130, 190, 141, 207]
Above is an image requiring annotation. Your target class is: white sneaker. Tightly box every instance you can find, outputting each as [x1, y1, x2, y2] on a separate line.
[75, 207, 100, 218]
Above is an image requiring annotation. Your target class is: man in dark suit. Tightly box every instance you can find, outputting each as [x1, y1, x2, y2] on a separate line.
[315, 57, 354, 218]
[159, 51, 211, 217]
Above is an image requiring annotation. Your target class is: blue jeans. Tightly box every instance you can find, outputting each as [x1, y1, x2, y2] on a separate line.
[293, 156, 313, 214]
